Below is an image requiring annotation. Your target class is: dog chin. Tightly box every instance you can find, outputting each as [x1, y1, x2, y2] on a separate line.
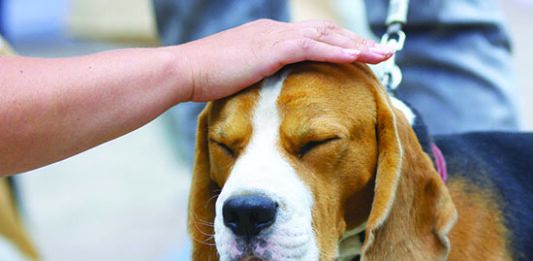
[217, 236, 273, 261]
[240, 256, 265, 261]
[239, 239, 271, 260]
[216, 229, 317, 261]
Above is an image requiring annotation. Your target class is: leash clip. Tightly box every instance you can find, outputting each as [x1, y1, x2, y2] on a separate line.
[380, 23, 406, 52]
[379, 0, 409, 96]
[380, 62, 403, 96]
[380, 24, 405, 95]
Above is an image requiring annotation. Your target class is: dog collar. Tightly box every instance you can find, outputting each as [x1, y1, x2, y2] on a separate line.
[431, 143, 447, 182]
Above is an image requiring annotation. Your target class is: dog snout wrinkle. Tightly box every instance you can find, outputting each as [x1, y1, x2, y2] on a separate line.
[223, 195, 278, 240]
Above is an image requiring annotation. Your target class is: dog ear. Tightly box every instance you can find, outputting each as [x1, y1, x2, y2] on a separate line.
[360, 86, 457, 260]
[188, 105, 219, 260]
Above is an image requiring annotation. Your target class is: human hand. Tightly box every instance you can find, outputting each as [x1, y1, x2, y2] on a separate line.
[174, 19, 394, 102]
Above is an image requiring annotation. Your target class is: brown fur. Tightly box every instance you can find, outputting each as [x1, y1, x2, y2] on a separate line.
[277, 63, 379, 259]
[189, 62, 511, 260]
[361, 89, 457, 260]
[447, 178, 512, 261]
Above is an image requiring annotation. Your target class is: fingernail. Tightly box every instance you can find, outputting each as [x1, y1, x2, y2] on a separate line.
[369, 44, 395, 55]
[343, 49, 361, 56]
[366, 52, 387, 61]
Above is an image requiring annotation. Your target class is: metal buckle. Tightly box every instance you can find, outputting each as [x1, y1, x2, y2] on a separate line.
[380, 24, 406, 52]
[379, 23, 406, 95]
[381, 64, 403, 95]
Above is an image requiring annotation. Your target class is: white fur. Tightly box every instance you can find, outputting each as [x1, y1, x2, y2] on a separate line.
[390, 97, 416, 125]
[214, 73, 319, 261]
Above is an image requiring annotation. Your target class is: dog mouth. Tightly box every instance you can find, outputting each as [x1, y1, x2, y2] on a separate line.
[235, 244, 269, 261]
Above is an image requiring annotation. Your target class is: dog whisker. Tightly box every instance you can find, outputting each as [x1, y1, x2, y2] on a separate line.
[190, 234, 217, 247]
[192, 218, 215, 227]
[192, 213, 215, 226]
[206, 192, 220, 206]
[190, 214, 217, 247]
[191, 220, 216, 246]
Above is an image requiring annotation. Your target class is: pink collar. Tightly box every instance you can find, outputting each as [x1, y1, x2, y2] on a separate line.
[431, 143, 448, 182]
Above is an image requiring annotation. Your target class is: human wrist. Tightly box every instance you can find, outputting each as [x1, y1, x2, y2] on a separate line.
[152, 45, 194, 104]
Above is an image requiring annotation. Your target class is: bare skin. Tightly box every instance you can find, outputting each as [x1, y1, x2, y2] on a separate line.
[0, 19, 393, 176]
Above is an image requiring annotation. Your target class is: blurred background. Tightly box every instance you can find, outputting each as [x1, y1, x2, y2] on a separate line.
[1, 0, 532, 260]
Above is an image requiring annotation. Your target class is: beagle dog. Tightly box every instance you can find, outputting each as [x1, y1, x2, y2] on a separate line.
[188, 62, 533, 260]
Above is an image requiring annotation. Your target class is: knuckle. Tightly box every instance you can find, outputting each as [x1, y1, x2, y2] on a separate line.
[314, 21, 338, 39]
[316, 27, 328, 39]
[322, 20, 338, 30]
[296, 38, 315, 51]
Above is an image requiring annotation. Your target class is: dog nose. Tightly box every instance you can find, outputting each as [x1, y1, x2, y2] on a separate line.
[222, 195, 278, 238]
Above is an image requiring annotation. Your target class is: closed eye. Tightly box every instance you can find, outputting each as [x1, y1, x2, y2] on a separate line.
[210, 139, 236, 157]
[297, 137, 340, 158]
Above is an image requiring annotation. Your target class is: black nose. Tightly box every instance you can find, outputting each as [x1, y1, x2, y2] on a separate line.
[222, 195, 278, 238]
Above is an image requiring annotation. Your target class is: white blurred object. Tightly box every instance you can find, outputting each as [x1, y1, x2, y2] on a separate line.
[68, 0, 159, 45]
[290, 0, 375, 39]
[331, 0, 376, 39]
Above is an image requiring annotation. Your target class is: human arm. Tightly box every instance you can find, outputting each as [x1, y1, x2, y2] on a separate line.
[0, 19, 392, 176]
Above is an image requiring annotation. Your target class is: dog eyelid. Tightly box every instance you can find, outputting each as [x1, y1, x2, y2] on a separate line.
[297, 136, 340, 158]
[209, 138, 236, 157]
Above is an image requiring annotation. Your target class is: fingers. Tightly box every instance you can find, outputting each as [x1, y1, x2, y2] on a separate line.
[285, 20, 394, 64]
[298, 21, 356, 49]
[297, 20, 365, 48]
[185, 19, 397, 101]
[277, 39, 360, 64]
[357, 43, 395, 64]
[274, 35, 393, 66]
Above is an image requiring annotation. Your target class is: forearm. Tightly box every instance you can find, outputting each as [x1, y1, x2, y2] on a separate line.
[0, 47, 189, 176]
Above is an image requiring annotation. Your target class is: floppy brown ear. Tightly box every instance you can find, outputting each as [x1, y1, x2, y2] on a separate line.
[188, 105, 219, 260]
[361, 86, 457, 260]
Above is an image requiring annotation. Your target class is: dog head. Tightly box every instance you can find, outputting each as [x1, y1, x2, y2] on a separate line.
[188, 62, 457, 260]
